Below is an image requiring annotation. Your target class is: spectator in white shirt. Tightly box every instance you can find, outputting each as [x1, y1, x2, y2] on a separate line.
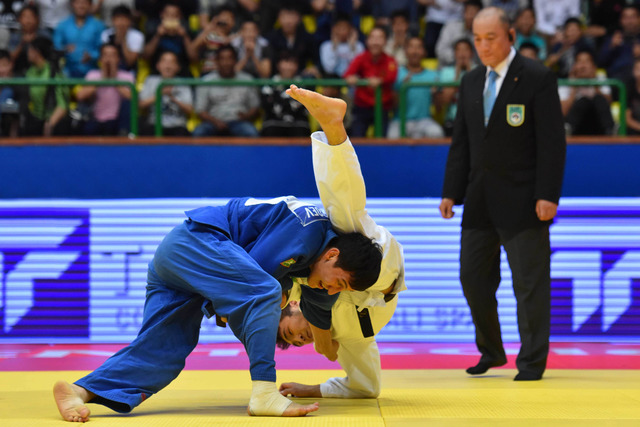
[91, 0, 135, 26]
[139, 50, 193, 136]
[384, 10, 411, 68]
[435, 0, 481, 66]
[100, 5, 144, 72]
[418, 0, 465, 58]
[31, 0, 71, 33]
[319, 14, 364, 77]
[533, 0, 581, 38]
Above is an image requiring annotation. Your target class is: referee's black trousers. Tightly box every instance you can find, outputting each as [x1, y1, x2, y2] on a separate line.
[460, 225, 551, 376]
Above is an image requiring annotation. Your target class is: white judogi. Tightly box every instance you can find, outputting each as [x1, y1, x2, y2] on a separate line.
[310, 131, 406, 398]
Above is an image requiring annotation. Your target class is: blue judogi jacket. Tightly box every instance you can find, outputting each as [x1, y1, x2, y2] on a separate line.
[186, 196, 339, 329]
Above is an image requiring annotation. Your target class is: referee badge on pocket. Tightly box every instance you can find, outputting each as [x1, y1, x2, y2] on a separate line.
[507, 104, 525, 127]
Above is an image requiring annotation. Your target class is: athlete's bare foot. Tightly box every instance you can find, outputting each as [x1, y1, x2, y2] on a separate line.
[247, 401, 319, 417]
[282, 401, 319, 416]
[286, 85, 348, 145]
[53, 381, 93, 422]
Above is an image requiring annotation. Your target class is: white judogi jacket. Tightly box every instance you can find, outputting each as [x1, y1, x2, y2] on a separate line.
[310, 131, 406, 398]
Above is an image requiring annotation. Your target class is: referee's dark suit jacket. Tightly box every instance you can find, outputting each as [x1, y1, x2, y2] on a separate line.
[443, 52, 566, 229]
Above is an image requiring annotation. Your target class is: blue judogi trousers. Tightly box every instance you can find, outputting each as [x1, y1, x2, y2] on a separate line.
[75, 220, 282, 413]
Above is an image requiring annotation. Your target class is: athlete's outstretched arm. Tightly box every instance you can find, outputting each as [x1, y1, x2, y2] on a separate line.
[280, 338, 382, 398]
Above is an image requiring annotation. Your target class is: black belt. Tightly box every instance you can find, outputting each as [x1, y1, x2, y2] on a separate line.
[357, 293, 396, 338]
[202, 300, 227, 328]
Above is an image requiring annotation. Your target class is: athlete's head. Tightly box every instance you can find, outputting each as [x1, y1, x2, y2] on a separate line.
[276, 300, 313, 349]
[307, 232, 382, 295]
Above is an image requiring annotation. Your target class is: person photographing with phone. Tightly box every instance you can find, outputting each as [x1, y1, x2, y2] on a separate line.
[142, 1, 198, 77]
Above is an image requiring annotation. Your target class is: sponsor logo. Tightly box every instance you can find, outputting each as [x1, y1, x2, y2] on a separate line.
[0, 209, 90, 338]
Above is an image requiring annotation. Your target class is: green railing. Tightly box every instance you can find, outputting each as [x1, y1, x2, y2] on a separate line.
[0, 77, 626, 139]
[397, 78, 627, 137]
[154, 78, 383, 137]
[0, 78, 139, 136]
[559, 78, 627, 136]
[397, 81, 459, 138]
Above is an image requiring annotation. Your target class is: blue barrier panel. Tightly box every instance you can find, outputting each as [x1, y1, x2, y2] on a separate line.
[0, 143, 638, 198]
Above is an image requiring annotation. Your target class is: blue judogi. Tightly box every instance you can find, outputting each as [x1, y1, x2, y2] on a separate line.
[75, 196, 338, 413]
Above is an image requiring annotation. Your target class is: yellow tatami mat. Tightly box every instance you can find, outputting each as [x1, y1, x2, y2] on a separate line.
[2, 369, 639, 426]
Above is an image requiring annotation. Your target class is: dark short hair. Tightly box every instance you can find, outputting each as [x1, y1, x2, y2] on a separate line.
[514, 7, 534, 21]
[330, 232, 382, 292]
[100, 42, 119, 56]
[623, 5, 640, 16]
[563, 17, 582, 29]
[276, 304, 293, 350]
[519, 41, 539, 55]
[280, 1, 301, 14]
[217, 44, 238, 61]
[333, 12, 352, 26]
[213, 5, 234, 17]
[157, 50, 180, 64]
[0, 49, 10, 61]
[405, 36, 425, 48]
[464, 0, 483, 10]
[369, 25, 388, 40]
[390, 9, 410, 22]
[574, 47, 596, 63]
[278, 50, 299, 64]
[19, 4, 40, 20]
[111, 5, 132, 19]
[454, 38, 473, 51]
[162, 1, 181, 14]
[29, 35, 53, 59]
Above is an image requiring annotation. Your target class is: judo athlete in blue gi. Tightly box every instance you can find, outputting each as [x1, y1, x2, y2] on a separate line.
[53, 196, 382, 421]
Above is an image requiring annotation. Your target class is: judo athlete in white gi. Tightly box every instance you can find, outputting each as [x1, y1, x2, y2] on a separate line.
[278, 86, 406, 398]
[53, 196, 383, 421]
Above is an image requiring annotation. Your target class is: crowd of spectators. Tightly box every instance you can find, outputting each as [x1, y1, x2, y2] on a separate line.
[0, 0, 639, 138]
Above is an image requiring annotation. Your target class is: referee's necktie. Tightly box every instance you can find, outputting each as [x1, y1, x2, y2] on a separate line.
[484, 70, 499, 126]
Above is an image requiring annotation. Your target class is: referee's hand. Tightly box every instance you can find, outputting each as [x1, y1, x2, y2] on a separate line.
[440, 198, 455, 219]
[536, 200, 558, 221]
